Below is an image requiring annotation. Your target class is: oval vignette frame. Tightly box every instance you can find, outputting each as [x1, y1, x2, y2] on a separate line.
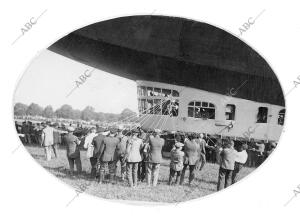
[13, 15, 286, 204]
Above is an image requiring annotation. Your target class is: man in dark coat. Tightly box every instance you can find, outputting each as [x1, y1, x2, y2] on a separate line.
[98, 128, 120, 184]
[146, 129, 165, 187]
[138, 128, 148, 182]
[168, 134, 184, 185]
[217, 139, 236, 190]
[180, 133, 201, 185]
[62, 127, 82, 175]
[255, 140, 265, 167]
[246, 139, 256, 167]
[22, 121, 31, 144]
[91, 127, 106, 179]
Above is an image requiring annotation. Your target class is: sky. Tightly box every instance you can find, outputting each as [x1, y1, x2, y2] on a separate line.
[14, 49, 138, 114]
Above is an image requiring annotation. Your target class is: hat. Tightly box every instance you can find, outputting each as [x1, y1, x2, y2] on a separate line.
[102, 131, 110, 136]
[121, 129, 129, 135]
[154, 129, 162, 133]
[67, 126, 75, 132]
[131, 128, 140, 134]
[109, 127, 118, 134]
[175, 142, 184, 148]
[96, 126, 106, 133]
[242, 143, 248, 150]
[190, 133, 197, 140]
[175, 134, 182, 142]
[89, 127, 96, 132]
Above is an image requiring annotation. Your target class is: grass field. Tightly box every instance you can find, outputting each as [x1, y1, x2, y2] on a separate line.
[25, 144, 254, 203]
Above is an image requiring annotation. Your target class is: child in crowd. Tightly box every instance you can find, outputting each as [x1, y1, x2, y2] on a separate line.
[168, 135, 184, 185]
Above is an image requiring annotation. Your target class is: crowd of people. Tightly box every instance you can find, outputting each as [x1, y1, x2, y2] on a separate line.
[16, 120, 277, 190]
[204, 138, 276, 168]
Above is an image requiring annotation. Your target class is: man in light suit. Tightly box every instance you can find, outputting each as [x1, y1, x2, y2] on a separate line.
[196, 133, 207, 170]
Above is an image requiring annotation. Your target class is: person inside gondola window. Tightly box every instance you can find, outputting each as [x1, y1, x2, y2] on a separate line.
[278, 109, 285, 125]
[147, 100, 153, 114]
[195, 107, 201, 118]
[257, 107, 268, 123]
[226, 104, 236, 120]
[170, 100, 179, 117]
[147, 87, 153, 96]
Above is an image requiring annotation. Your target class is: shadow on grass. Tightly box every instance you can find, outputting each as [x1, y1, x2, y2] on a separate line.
[30, 154, 45, 159]
[43, 165, 93, 181]
[194, 177, 218, 186]
[42, 165, 128, 186]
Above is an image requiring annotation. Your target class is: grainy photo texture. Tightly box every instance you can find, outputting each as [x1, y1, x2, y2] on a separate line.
[13, 15, 285, 203]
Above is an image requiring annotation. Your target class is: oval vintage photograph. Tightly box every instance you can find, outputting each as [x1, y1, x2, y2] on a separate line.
[13, 15, 285, 203]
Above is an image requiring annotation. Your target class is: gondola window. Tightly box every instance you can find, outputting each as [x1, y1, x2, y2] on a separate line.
[188, 101, 215, 119]
[226, 104, 236, 120]
[278, 109, 285, 125]
[257, 107, 268, 123]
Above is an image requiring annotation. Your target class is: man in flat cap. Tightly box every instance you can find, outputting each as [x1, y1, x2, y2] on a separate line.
[168, 134, 184, 185]
[98, 128, 120, 184]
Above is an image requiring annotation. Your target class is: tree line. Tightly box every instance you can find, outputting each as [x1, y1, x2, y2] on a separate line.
[14, 102, 137, 122]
